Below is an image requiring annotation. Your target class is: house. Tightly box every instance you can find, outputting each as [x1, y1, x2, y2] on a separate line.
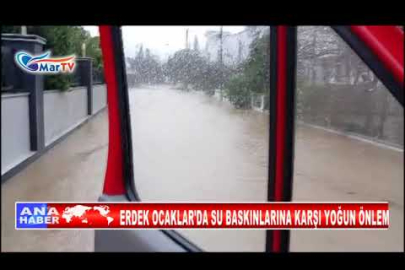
[203, 27, 269, 66]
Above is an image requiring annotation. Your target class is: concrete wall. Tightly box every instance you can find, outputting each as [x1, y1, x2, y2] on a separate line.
[92, 84, 107, 114]
[1, 84, 107, 180]
[1, 93, 34, 174]
[44, 87, 88, 146]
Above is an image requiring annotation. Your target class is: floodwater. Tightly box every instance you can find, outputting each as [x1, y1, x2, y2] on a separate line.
[291, 124, 404, 251]
[129, 85, 403, 252]
[129, 85, 269, 251]
[1, 84, 402, 252]
[1, 111, 108, 252]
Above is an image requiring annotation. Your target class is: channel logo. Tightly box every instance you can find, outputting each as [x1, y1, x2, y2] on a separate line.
[16, 203, 59, 229]
[15, 202, 114, 229]
[15, 51, 76, 74]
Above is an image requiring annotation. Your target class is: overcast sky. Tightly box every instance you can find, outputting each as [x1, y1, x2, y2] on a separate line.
[83, 26, 246, 61]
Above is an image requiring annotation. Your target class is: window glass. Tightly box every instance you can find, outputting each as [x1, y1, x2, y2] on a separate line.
[122, 26, 270, 251]
[291, 26, 404, 251]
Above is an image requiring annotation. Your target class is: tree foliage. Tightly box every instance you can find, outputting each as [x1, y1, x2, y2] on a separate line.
[193, 36, 200, 51]
[225, 30, 270, 108]
[85, 36, 103, 70]
[33, 26, 89, 90]
[166, 48, 227, 92]
[225, 75, 251, 108]
[127, 45, 164, 86]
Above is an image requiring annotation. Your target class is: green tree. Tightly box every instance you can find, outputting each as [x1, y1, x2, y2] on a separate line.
[1, 26, 20, 33]
[85, 36, 103, 70]
[84, 36, 104, 83]
[225, 30, 270, 108]
[193, 36, 200, 51]
[128, 46, 164, 85]
[241, 31, 270, 94]
[166, 46, 233, 94]
[166, 49, 206, 90]
[30, 26, 90, 90]
[225, 74, 251, 108]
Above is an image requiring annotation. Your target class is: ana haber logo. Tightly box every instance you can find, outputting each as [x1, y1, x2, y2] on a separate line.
[15, 203, 114, 229]
[15, 51, 76, 74]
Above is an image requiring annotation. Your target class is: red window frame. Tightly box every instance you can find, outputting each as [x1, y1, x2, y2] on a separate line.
[98, 25, 404, 252]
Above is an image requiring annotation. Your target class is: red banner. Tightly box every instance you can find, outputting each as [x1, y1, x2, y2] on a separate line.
[16, 202, 389, 229]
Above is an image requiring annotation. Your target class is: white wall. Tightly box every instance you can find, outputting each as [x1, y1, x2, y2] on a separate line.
[92, 85, 107, 114]
[2, 84, 107, 177]
[1, 93, 34, 174]
[44, 87, 88, 146]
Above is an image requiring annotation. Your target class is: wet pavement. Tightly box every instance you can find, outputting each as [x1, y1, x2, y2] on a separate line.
[290, 124, 403, 251]
[1, 111, 108, 252]
[1, 85, 403, 252]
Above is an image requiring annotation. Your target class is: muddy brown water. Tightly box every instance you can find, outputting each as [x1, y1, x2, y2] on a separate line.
[2, 85, 403, 251]
[130, 86, 403, 252]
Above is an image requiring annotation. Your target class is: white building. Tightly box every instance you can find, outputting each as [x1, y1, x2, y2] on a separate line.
[203, 26, 269, 66]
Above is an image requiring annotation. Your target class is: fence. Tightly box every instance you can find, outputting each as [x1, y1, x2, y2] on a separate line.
[297, 83, 404, 148]
[214, 89, 269, 112]
[93, 68, 105, 85]
[1, 34, 107, 181]
[1, 93, 32, 174]
[213, 83, 402, 148]
[251, 93, 269, 112]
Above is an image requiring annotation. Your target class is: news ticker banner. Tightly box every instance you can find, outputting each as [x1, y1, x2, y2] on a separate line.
[15, 202, 389, 230]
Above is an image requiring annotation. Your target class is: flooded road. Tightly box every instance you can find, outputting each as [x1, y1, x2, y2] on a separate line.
[291, 124, 403, 251]
[2, 111, 108, 252]
[130, 86, 270, 251]
[2, 85, 402, 252]
[130, 85, 403, 252]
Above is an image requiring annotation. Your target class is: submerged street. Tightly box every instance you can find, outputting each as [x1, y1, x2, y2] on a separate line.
[129, 85, 403, 252]
[2, 85, 403, 252]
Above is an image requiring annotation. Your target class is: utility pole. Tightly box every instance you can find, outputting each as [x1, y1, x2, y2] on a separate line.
[219, 26, 223, 100]
[81, 42, 86, 57]
[21, 26, 27, 35]
[185, 28, 189, 49]
[311, 28, 317, 85]
[219, 26, 223, 64]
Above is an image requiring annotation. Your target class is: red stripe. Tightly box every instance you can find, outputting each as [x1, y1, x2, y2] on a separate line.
[272, 26, 288, 252]
[350, 26, 404, 85]
[35, 56, 75, 63]
[99, 26, 126, 195]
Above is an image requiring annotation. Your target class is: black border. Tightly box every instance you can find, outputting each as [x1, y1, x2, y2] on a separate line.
[2, 5, 404, 25]
[332, 26, 403, 107]
[109, 26, 202, 253]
